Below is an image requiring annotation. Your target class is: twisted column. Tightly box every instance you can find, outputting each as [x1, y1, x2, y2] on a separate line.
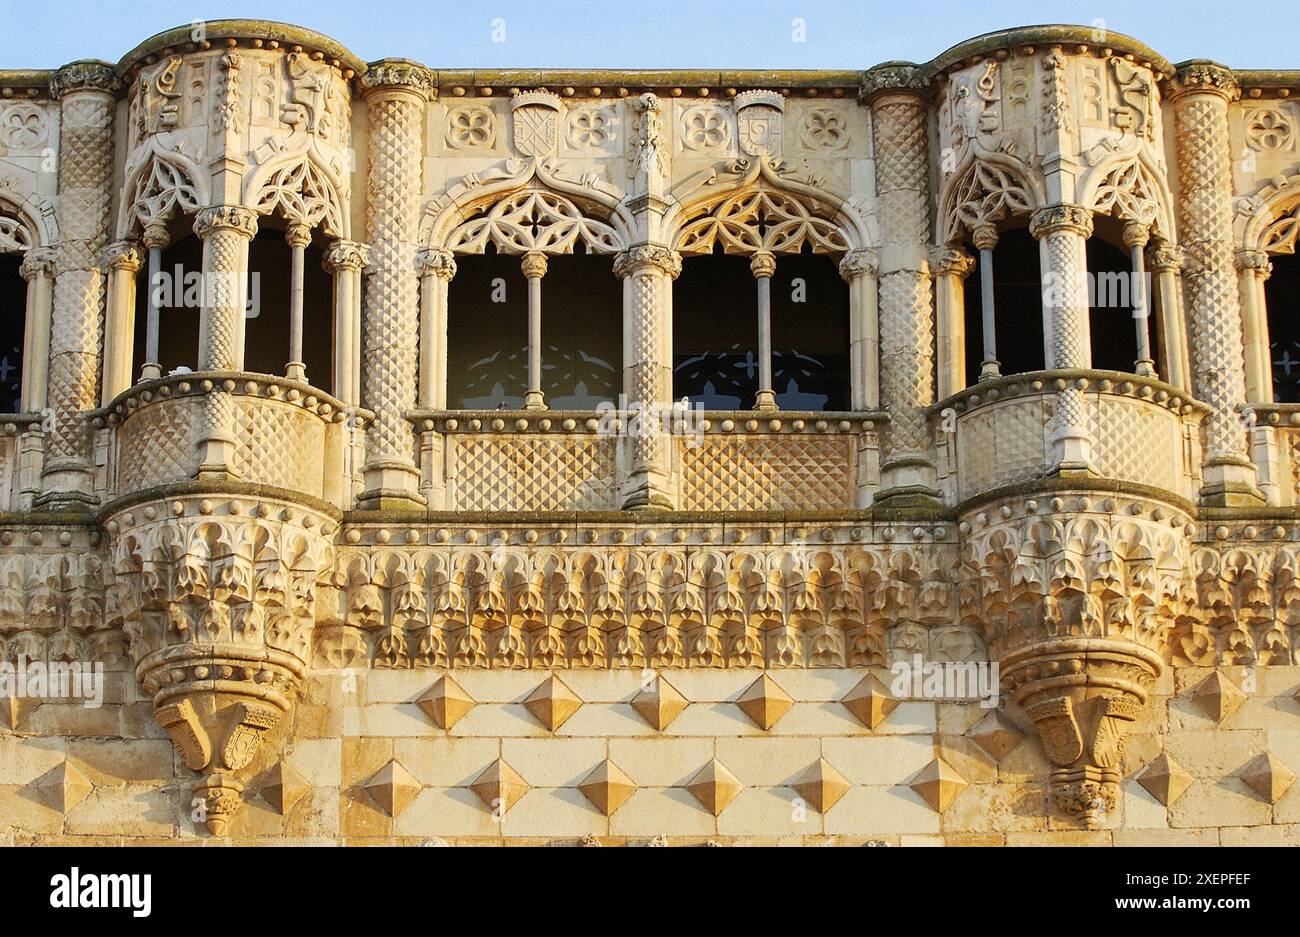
[1169, 62, 1263, 504]
[615, 245, 681, 509]
[1031, 204, 1095, 474]
[38, 61, 118, 508]
[359, 61, 431, 508]
[862, 65, 937, 502]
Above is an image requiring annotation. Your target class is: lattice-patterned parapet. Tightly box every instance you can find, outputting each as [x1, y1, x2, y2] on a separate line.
[937, 370, 1208, 505]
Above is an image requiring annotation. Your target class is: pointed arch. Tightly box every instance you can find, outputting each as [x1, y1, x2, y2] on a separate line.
[116, 140, 207, 239]
[1237, 173, 1300, 256]
[937, 147, 1043, 245]
[665, 158, 866, 254]
[244, 149, 348, 239]
[1079, 148, 1174, 240]
[422, 158, 632, 254]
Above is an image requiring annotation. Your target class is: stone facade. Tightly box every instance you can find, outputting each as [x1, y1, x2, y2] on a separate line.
[0, 21, 1298, 845]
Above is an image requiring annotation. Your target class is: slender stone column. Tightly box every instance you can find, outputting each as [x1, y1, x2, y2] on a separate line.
[1148, 243, 1190, 392]
[193, 206, 257, 479]
[521, 251, 548, 411]
[285, 223, 311, 383]
[750, 250, 777, 411]
[930, 246, 975, 400]
[839, 249, 879, 410]
[1169, 62, 1262, 504]
[1031, 204, 1095, 473]
[39, 61, 119, 508]
[417, 249, 456, 409]
[615, 244, 681, 509]
[18, 248, 55, 413]
[971, 224, 1000, 380]
[324, 240, 369, 407]
[1235, 249, 1273, 405]
[359, 62, 431, 508]
[140, 221, 168, 381]
[1124, 221, 1156, 377]
[863, 64, 938, 501]
[101, 240, 141, 403]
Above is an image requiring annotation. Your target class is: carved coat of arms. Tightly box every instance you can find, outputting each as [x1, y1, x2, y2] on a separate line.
[511, 90, 562, 157]
[734, 90, 784, 158]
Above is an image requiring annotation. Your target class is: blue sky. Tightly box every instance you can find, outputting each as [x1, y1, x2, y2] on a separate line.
[0, 0, 1292, 70]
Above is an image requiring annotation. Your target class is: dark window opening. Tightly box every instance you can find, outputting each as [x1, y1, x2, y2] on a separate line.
[1087, 236, 1153, 374]
[0, 254, 25, 413]
[133, 235, 202, 378]
[963, 227, 1045, 383]
[445, 249, 621, 410]
[245, 230, 333, 394]
[1268, 252, 1300, 403]
[770, 253, 850, 411]
[673, 253, 759, 409]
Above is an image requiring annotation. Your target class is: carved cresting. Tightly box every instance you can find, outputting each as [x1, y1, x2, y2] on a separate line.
[959, 491, 1186, 822]
[104, 495, 334, 834]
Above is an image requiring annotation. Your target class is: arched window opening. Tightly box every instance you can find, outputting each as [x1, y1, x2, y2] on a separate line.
[132, 234, 201, 378]
[672, 251, 759, 409]
[0, 253, 25, 413]
[445, 246, 620, 410]
[1086, 223, 1153, 374]
[243, 226, 333, 394]
[1267, 252, 1300, 403]
[962, 227, 1044, 383]
[770, 252, 850, 410]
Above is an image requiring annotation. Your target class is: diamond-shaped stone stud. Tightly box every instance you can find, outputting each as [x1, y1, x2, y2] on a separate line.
[1239, 752, 1296, 804]
[1190, 671, 1246, 723]
[1136, 752, 1194, 807]
[417, 675, 475, 730]
[966, 709, 1024, 761]
[37, 761, 92, 812]
[578, 759, 637, 816]
[910, 757, 968, 813]
[524, 675, 582, 731]
[364, 759, 420, 818]
[736, 674, 792, 730]
[686, 759, 743, 816]
[791, 757, 851, 813]
[261, 761, 311, 815]
[841, 674, 900, 730]
[470, 758, 530, 815]
[631, 675, 689, 731]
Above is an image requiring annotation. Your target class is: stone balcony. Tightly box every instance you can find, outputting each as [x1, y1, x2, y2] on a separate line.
[410, 409, 887, 513]
[933, 370, 1208, 507]
[91, 373, 369, 508]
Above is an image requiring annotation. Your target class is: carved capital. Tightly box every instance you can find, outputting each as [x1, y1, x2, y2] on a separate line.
[520, 250, 548, 279]
[929, 246, 974, 279]
[141, 221, 170, 251]
[749, 250, 777, 279]
[614, 245, 681, 280]
[1122, 221, 1150, 250]
[971, 222, 1000, 252]
[103, 240, 142, 273]
[1030, 204, 1093, 240]
[359, 59, 433, 99]
[50, 60, 120, 98]
[1147, 243, 1184, 273]
[1235, 249, 1273, 278]
[284, 223, 312, 250]
[1168, 61, 1240, 102]
[323, 239, 371, 273]
[18, 246, 57, 282]
[416, 247, 457, 280]
[860, 63, 930, 103]
[194, 205, 259, 241]
[838, 248, 879, 281]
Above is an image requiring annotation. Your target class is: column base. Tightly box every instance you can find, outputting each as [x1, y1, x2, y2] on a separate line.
[1048, 433, 1094, 476]
[877, 454, 941, 505]
[195, 437, 241, 481]
[140, 362, 162, 382]
[36, 461, 99, 510]
[620, 467, 675, 511]
[523, 390, 546, 411]
[285, 362, 306, 383]
[978, 360, 1001, 381]
[753, 390, 777, 412]
[1200, 457, 1266, 507]
[360, 460, 427, 511]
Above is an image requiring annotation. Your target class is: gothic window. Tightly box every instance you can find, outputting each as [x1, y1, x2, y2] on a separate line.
[0, 252, 23, 413]
[1267, 253, 1300, 403]
[243, 226, 334, 394]
[132, 234, 201, 377]
[962, 226, 1044, 382]
[1086, 226, 1154, 374]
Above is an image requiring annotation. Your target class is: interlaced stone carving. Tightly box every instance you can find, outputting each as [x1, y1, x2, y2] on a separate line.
[251, 157, 345, 235]
[675, 186, 848, 255]
[446, 188, 622, 254]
